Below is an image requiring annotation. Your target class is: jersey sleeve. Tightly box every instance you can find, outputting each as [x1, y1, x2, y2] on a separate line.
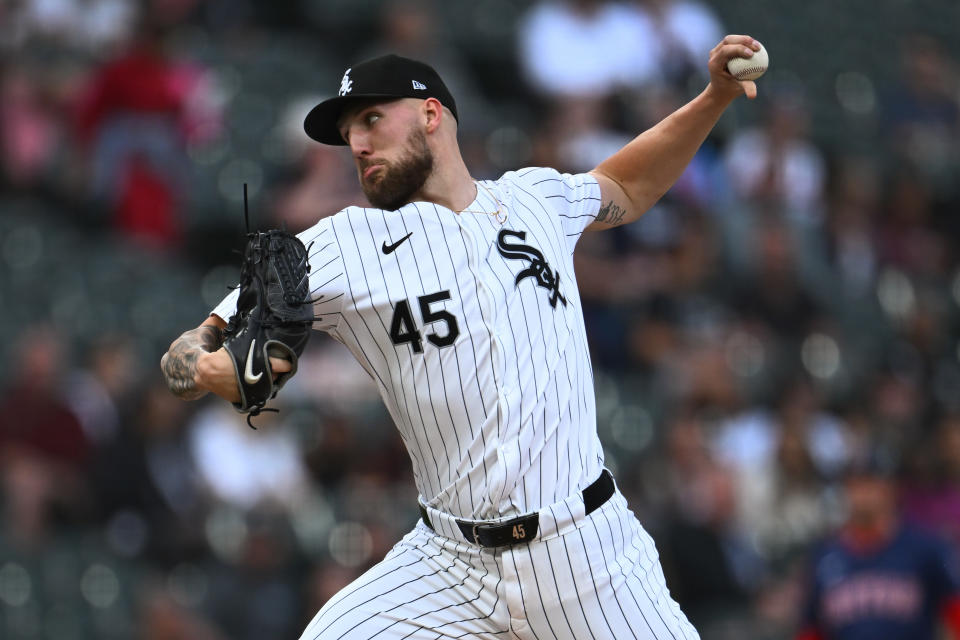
[514, 166, 602, 251]
[209, 284, 240, 325]
[209, 216, 346, 336]
[299, 216, 346, 334]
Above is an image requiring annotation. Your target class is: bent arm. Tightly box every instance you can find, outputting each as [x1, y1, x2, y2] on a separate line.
[587, 35, 760, 231]
[160, 315, 229, 401]
[161, 314, 292, 404]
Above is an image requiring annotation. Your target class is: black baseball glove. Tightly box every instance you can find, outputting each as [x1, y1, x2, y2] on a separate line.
[222, 229, 314, 425]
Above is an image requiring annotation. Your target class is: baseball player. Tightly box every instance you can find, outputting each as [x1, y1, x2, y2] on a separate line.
[796, 460, 960, 640]
[162, 36, 762, 639]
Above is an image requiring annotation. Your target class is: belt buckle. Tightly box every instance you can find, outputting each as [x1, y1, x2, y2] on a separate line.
[470, 523, 483, 546]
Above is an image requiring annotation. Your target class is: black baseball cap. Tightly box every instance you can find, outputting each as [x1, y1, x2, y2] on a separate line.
[303, 54, 458, 146]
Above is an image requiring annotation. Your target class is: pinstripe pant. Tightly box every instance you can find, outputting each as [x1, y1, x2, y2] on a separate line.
[298, 491, 699, 640]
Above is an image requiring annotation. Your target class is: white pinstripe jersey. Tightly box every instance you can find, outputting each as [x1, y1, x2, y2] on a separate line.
[213, 167, 605, 520]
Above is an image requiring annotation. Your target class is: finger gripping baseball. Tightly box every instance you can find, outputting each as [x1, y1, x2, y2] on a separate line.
[222, 229, 314, 426]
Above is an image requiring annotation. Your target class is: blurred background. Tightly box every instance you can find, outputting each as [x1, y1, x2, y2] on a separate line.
[1, 0, 959, 638]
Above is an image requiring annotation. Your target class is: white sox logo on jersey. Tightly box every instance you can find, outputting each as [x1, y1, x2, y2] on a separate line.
[496, 229, 567, 308]
[339, 69, 353, 96]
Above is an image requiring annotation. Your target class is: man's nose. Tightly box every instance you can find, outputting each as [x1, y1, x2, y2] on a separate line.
[349, 130, 372, 157]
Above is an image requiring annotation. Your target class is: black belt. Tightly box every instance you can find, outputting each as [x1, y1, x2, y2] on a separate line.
[419, 469, 615, 548]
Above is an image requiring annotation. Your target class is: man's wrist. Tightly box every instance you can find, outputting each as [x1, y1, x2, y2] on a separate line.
[701, 82, 741, 108]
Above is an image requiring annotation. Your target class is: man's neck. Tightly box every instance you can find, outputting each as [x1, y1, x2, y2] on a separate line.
[408, 153, 476, 212]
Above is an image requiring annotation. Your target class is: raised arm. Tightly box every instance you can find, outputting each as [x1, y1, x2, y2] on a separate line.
[587, 35, 761, 231]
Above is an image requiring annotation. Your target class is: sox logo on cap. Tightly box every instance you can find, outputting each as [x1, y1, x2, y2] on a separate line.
[338, 69, 353, 96]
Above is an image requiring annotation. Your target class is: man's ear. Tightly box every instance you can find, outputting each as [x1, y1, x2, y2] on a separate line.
[422, 97, 443, 134]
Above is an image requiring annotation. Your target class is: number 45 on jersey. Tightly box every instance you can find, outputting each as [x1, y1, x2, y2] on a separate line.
[390, 290, 460, 354]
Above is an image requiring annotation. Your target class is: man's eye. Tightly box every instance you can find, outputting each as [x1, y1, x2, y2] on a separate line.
[366, 113, 380, 125]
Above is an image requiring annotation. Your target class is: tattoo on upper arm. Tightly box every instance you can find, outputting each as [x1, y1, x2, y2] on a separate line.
[595, 200, 627, 226]
[161, 325, 223, 400]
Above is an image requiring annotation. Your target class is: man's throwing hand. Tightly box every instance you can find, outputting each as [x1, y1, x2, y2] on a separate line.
[707, 35, 764, 100]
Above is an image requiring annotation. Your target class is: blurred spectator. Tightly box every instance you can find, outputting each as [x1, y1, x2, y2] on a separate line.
[882, 33, 960, 200]
[731, 220, 823, 339]
[868, 369, 925, 453]
[361, 0, 494, 136]
[264, 94, 365, 230]
[723, 88, 826, 224]
[0, 0, 136, 55]
[902, 415, 960, 550]
[0, 64, 63, 188]
[642, 0, 725, 87]
[517, 0, 661, 186]
[824, 158, 881, 298]
[0, 327, 91, 545]
[74, 17, 219, 249]
[653, 411, 758, 636]
[875, 171, 950, 278]
[187, 404, 309, 511]
[545, 96, 633, 173]
[624, 295, 683, 377]
[204, 510, 304, 640]
[141, 587, 228, 640]
[795, 459, 960, 640]
[64, 333, 141, 445]
[270, 137, 364, 231]
[518, 0, 660, 98]
[714, 380, 850, 556]
[752, 425, 832, 558]
[302, 413, 358, 490]
[89, 379, 207, 563]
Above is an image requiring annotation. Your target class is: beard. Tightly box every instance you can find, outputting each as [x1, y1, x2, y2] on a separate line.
[360, 128, 434, 211]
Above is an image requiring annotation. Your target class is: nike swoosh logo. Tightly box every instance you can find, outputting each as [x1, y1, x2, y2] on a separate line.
[244, 340, 263, 384]
[382, 232, 413, 255]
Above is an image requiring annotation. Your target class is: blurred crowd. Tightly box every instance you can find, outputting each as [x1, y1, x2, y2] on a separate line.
[2, 0, 960, 639]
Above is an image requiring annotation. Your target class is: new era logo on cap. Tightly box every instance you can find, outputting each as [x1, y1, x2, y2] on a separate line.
[303, 54, 458, 146]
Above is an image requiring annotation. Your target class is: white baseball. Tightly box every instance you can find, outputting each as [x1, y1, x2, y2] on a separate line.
[727, 42, 768, 81]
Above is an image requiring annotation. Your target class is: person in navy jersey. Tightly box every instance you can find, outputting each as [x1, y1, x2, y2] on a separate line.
[796, 455, 960, 640]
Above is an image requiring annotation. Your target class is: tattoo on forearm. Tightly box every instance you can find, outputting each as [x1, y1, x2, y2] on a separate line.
[595, 200, 627, 226]
[161, 325, 223, 400]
